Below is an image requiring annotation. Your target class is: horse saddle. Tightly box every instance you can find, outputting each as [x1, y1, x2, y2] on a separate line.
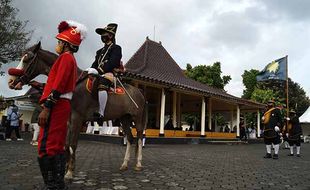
[86, 77, 125, 95]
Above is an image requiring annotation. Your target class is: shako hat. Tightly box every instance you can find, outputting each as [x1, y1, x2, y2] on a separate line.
[56, 20, 87, 46]
[95, 23, 118, 36]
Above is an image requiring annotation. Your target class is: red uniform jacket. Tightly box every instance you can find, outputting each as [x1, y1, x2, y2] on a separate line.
[40, 52, 77, 103]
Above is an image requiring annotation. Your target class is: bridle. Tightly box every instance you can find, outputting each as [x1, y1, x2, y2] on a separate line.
[16, 51, 38, 85]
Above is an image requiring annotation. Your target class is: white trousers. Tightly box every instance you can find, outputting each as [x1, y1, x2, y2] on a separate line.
[99, 91, 108, 117]
[31, 123, 40, 141]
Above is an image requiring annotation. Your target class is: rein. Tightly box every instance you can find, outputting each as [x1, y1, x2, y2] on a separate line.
[18, 52, 38, 85]
[76, 70, 88, 85]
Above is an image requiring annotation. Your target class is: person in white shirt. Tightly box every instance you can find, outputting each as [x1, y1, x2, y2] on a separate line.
[5, 105, 23, 141]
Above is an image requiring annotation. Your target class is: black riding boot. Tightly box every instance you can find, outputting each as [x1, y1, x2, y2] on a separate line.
[54, 154, 67, 190]
[38, 156, 56, 190]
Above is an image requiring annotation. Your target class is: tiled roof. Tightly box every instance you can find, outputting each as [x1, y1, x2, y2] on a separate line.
[125, 38, 264, 108]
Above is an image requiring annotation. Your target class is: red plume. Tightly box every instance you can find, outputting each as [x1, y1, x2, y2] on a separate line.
[58, 21, 69, 33]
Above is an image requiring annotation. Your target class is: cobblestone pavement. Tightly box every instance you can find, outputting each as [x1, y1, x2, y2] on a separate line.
[1, 134, 310, 190]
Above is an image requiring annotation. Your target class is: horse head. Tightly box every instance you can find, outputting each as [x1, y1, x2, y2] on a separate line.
[8, 42, 58, 90]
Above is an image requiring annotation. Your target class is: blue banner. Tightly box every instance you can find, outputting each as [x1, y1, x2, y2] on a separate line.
[256, 57, 287, 81]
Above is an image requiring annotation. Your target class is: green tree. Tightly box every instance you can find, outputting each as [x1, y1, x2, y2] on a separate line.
[251, 88, 277, 105]
[0, 0, 32, 75]
[183, 113, 199, 128]
[242, 68, 310, 116]
[184, 62, 231, 131]
[185, 62, 231, 89]
[261, 79, 310, 116]
[241, 69, 259, 99]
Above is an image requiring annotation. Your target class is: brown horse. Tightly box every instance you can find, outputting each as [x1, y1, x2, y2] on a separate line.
[8, 42, 147, 179]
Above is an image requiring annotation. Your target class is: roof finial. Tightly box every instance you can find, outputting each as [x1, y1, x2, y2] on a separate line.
[146, 36, 149, 40]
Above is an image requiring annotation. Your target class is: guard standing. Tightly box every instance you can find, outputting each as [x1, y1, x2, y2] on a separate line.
[262, 100, 283, 159]
[37, 20, 86, 189]
[286, 110, 303, 157]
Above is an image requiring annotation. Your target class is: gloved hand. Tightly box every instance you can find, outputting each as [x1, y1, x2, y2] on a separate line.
[86, 68, 98, 75]
[286, 133, 289, 137]
[274, 126, 280, 132]
[286, 117, 290, 121]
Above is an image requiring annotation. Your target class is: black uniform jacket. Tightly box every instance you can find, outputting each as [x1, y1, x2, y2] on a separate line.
[91, 43, 122, 75]
[287, 116, 303, 140]
[263, 107, 283, 138]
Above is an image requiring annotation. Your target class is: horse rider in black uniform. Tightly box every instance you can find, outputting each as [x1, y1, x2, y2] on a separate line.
[87, 23, 122, 119]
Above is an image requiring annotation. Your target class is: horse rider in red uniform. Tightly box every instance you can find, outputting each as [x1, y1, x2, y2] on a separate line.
[37, 20, 87, 189]
[87, 23, 122, 119]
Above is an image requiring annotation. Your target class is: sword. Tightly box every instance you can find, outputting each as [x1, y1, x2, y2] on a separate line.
[116, 77, 139, 109]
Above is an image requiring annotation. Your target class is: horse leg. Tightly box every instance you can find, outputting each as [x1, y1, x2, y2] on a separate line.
[65, 113, 83, 179]
[65, 144, 75, 180]
[119, 117, 134, 171]
[135, 129, 143, 171]
[134, 104, 147, 171]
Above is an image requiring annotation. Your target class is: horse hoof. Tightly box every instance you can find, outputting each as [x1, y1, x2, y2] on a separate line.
[119, 166, 128, 171]
[134, 166, 142, 171]
[65, 171, 73, 180]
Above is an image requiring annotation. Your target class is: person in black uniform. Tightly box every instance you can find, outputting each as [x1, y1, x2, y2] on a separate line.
[262, 100, 283, 159]
[285, 110, 303, 157]
[88, 23, 122, 118]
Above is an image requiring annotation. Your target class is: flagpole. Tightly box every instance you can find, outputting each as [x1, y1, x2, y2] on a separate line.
[285, 55, 289, 125]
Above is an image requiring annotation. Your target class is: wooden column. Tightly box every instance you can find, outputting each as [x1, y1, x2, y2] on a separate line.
[236, 105, 240, 137]
[172, 91, 177, 129]
[257, 110, 261, 138]
[208, 98, 212, 131]
[200, 97, 206, 137]
[159, 88, 166, 136]
[177, 93, 181, 128]
[230, 110, 234, 132]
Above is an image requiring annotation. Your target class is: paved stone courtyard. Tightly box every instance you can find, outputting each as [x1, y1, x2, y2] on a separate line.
[1, 134, 310, 190]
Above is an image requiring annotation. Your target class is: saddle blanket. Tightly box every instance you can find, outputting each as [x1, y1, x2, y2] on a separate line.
[86, 78, 125, 95]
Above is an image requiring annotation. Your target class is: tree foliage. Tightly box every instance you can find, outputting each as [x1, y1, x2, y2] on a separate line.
[250, 88, 277, 105]
[262, 79, 310, 116]
[185, 62, 231, 89]
[184, 62, 231, 130]
[241, 69, 259, 99]
[0, 0, 32, 74]
[242, 69, 310, 116]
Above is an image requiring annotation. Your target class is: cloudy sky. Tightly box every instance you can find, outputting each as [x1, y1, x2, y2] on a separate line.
[1, 0, 310, 99]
